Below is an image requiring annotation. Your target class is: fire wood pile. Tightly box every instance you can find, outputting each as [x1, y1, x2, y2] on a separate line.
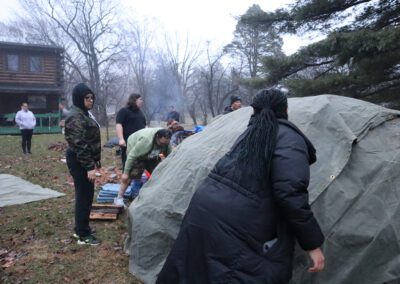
[94, 166, 122, 187]
[66, 166, 124, 220]
[92, 168, 124, 220]
[90, 204, 123, 220]
[65, 166, 122, 188]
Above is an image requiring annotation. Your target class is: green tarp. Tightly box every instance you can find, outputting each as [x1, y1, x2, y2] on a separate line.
[0, 174, 65, 207]
[126, 95, 400, 284]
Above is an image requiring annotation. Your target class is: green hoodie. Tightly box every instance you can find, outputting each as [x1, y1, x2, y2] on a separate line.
[124, 128, 172, 175]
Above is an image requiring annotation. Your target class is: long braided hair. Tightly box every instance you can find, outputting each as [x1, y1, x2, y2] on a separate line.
[235, 88, 288, 179]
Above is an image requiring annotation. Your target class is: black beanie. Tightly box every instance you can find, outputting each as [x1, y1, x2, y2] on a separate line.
[72, 83, 95, 111]
[231, 95, 241, 105]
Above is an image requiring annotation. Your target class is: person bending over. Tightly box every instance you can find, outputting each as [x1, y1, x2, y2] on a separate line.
[114, 128, 172, 206]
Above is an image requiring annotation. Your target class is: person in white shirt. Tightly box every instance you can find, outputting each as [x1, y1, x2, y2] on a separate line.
[15, 102, 36, 154]
[59, 101, 70, 135]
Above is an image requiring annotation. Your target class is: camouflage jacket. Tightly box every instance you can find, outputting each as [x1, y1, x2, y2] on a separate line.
[65, 106, 101, 170]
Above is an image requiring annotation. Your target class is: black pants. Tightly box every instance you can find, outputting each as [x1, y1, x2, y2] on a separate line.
[21, 129, 33, 154]
[66, 148, 94, 237]
[121, 146, 127, 171]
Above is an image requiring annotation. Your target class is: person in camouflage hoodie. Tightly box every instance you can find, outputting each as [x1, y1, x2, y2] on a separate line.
[65, 83, 101, 246]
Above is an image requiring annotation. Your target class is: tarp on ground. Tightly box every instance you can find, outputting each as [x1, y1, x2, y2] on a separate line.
[126, 95, 400, 284]
[0, 174, 65, 207]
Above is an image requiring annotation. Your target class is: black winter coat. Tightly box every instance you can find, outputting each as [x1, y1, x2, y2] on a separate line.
[157, 119, 324, 284]
[222, 105, 234, 114]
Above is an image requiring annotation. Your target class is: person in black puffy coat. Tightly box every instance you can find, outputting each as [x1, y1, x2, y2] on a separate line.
[157, 88, 325, 284]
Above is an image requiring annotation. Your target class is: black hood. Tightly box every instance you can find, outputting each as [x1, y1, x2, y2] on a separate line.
[230, 95, 241, 105]
[278, 118, 317, 165]
[72, 83, 95, 111]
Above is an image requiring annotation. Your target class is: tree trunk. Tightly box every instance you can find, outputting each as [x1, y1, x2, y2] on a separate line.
[187, 102, 198, 125]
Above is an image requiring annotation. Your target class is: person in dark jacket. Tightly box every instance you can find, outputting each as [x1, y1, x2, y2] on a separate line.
[116, 94, 146, 170]
[223, 95, 242, 114]
[157, 88, 325, 283]
[166, 105, 180, 122]
[65, 83, 101, 246]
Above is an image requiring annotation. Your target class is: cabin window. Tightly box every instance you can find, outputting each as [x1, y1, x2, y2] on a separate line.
[7, 54, 19, 71]
[28, 95, 47, 109]
[29, 56, 42, 72]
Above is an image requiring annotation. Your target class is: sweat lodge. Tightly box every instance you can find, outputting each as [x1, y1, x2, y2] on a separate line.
[125, 95, 400, 284]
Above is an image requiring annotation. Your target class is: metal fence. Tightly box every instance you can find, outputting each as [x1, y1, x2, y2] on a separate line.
[0, 113, 61, 134]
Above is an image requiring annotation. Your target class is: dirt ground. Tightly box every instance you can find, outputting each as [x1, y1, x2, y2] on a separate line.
[0, 131, 142, 284]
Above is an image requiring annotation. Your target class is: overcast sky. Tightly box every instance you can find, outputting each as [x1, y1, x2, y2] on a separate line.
[0, 0, 314, 55]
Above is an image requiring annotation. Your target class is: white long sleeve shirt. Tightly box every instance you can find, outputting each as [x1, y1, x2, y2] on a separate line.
[15, 110, 36, 130]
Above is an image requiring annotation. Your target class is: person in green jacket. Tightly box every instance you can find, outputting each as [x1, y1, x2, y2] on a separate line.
[114, 128, 172, 207]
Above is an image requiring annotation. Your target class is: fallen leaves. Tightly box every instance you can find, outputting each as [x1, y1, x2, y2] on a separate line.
[0, 135, 139, 284]
[94, 166, 122, 187]
[60, 239, 72, 245]
[0, 248, 29, 268]
[63, 164, 122, 188]
[48, 142, 68, 152]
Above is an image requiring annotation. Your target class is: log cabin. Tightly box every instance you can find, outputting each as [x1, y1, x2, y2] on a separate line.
[0, 41, 64, 134]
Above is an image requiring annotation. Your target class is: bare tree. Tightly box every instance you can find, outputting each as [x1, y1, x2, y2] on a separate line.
[125, 19, 158, 124]
[162, 34, 202, 124]
[16, 0, 125, 135]
[201, 50, 224, 117]
[201, 48, 241, 117]
[1, 0, 253, 126]
[149, 54, 183, 123]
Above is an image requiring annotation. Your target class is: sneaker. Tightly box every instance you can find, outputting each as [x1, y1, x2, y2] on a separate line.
[113, 196, 126, 208]
[72, 229, 96, 240]
[77, 235, 101, 246]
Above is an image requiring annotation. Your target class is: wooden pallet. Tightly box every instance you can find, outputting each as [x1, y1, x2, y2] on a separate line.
[89, 204, 123, 220]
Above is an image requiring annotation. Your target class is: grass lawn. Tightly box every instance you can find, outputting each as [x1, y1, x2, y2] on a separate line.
[0, 131, 142, 283]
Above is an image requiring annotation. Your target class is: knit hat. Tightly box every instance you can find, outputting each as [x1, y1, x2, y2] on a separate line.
[230, 95, 241, 105]
[72, 83, 95, 111]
